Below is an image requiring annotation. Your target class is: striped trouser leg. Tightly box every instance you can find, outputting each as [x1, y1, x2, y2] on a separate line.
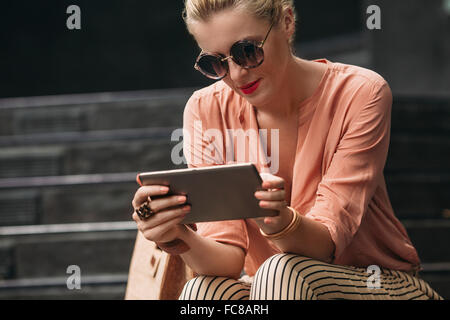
[179, 276, 251, 300]
[250, 253, 444, 300]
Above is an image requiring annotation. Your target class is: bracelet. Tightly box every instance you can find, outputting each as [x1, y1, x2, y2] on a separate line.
[260, 206, 302, 240]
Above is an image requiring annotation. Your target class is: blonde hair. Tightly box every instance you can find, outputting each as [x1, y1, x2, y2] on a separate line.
[182, 0, 297, 44]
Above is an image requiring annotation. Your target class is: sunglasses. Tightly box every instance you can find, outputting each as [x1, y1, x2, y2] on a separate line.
[194, 21, 275, 80]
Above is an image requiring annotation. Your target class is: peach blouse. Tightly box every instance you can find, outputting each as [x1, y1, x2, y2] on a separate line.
[182, 59, 421, 276]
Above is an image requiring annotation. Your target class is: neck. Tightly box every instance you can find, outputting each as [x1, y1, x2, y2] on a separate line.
[255, 57, 323, 120]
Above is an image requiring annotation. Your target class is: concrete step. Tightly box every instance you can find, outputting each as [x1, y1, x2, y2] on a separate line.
[0, 173, 137, 226]
[402, 220, 450, 264]
[1, 222, 448, 280]
[0, 221, 137, 280]
[0, 220, 450, 300]
[0, 219, 450, 277]
[0, 274, 128, 299]
[0, 221, 449, 299]
[385, 134, 450, 173]
[386, 173, 450, 219]
[0, 129, 447, 179]
[0, 88, 193, 136]
[419, 264, 450, 300]
[0, 91, 448, 137]
[1, 219, 449, 279]
[0, 129, 183, 179]
[391, 96, 450, 135]
[0, 221, 136, 299]
[0, 171, 448, 227]
[0, 270, 448, 300]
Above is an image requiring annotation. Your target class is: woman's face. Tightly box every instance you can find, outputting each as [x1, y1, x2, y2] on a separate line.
[189, 8, 294, 107]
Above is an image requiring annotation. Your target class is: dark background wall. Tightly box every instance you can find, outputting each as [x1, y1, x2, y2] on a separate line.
[369, 0, 450, 96]
[0, 0, 363, 98]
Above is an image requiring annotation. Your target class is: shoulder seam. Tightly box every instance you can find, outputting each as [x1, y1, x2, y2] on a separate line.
[192, 81, 232, 100]
[329, 63, 387, 88]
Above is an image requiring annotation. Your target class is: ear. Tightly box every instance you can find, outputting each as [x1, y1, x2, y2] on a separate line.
[281, 8, 296, 41]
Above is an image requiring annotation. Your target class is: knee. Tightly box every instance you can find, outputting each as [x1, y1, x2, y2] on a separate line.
[254, 253, 312, 280]
[179, 276, 212, 300]
[251, 253, 314, 300]
[179, 275, 250, 300]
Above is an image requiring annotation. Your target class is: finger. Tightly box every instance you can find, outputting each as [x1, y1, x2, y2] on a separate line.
[254, 189, 285, 201]
[148, 195, 187, 213]
[262, 178, 284, 190]
[132, 210, 150, 229]
[260, 172, 279, 181]
[133, 185, 170, 207]
[142, 215, 187, 241]
[260, 174, 285, 189]
[264, 217, 273, 224]
[132, 185, 170, 209]
[137, 205, 190, 230]
[259, 200, 287, 211]
[254, 214, 280, 226]
[132, 211, 140, 223]
[264, 216, 280, 225]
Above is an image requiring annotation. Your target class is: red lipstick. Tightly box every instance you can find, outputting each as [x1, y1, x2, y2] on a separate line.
[239, 79, 261, 95]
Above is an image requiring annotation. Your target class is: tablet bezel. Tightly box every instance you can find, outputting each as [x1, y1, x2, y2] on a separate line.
[137, 163, 278, 224]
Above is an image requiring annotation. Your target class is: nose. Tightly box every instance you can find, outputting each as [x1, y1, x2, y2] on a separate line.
[227, 59, 250, 84]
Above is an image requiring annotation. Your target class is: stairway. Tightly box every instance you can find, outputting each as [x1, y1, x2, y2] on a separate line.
[384, 95, 450, 298]
[0, 89, 448, 299]
[0, 89, 193, 299]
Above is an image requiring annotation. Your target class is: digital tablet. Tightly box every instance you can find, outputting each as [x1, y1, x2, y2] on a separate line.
[136, 163, 278, 224]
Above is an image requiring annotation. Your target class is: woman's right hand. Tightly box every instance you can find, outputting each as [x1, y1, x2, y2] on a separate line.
[131, 185, 191, 243]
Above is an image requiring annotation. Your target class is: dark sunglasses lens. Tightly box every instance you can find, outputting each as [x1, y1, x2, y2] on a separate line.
[231, 42, 264, 68]
[197, 55, 227, 79]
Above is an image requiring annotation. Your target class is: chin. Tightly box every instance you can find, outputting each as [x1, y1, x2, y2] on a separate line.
[239, 80, 272, 106]
[244, 95, 264, 107]
[247, 88, 273, 108]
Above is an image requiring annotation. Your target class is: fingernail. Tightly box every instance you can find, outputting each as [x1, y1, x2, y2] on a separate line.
[182, 205, 191, 212]
[160, 186, 169, 192]
[177, 196, 186, 203]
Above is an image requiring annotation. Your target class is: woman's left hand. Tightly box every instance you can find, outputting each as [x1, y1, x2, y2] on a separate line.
[252, 173, 294, 236]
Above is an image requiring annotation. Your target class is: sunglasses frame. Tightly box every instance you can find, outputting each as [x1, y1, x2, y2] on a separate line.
[194, 20, 275, 80]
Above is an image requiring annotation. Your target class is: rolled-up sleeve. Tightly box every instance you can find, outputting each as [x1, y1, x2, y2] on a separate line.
[305, 81, 393, 259]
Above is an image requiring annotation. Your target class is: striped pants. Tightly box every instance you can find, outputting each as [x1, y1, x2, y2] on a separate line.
[179, 253, 444, 300]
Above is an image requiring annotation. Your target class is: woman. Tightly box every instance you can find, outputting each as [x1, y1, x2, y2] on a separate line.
[131, 0, 443, 300]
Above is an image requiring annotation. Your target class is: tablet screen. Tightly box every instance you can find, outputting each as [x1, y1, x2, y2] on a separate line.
[137, 163, 278, 223]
